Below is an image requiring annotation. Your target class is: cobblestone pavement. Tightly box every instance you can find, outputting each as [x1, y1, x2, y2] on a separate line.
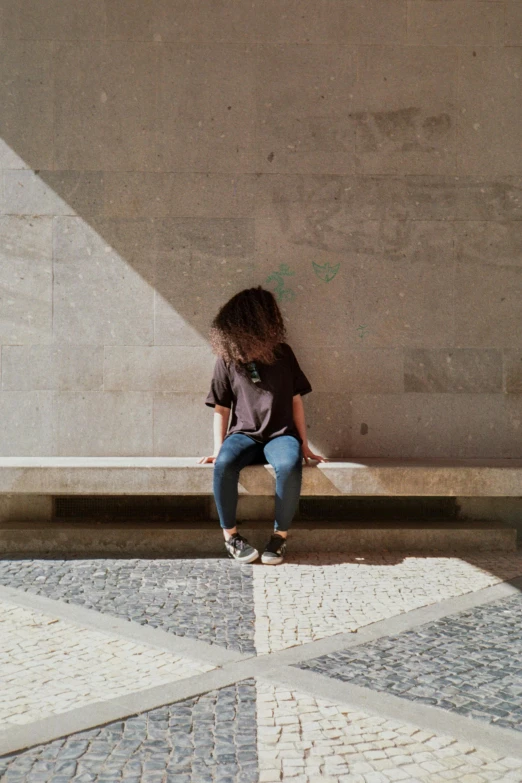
[253, 553, 522, 653]
[1, 551, 522, 782]
[0, 600, 214, 727]
[296, 592, 522, 733]
[256, 682, 522, 783]
[0, 559, 256, 654]
[0, 682, 258, 783]
[1, 554, 521, 657]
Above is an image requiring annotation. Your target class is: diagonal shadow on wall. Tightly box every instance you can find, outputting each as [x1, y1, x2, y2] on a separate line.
[2, 24, 522, 463]
[0, 31, 367, 460]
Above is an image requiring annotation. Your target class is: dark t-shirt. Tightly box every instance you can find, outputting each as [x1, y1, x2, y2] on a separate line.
[204, 342, 312, 445]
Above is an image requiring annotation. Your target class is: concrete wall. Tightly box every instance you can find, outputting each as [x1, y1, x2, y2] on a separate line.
[0, 1, 521, 459]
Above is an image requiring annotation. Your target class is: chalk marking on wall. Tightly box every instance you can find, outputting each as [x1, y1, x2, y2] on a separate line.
[312, 260, 340, 282]
[266, 263, 296, 302]
[357, 324, 370, 340]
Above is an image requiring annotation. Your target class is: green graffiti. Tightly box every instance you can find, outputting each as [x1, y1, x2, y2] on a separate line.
[312, 260, 340, 282]
[266, 263, 296, 302]
[357, 324, 370, 340]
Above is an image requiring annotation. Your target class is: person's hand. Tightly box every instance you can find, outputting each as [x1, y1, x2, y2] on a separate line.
[302, 445, 329, 465]
[197, 455, 218, 464]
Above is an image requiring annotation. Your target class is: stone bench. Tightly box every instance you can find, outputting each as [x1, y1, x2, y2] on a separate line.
[1, 456, 522, 496]
[0, 457, 521, 555]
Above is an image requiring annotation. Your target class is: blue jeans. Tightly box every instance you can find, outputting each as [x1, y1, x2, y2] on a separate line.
[213, 433, 303, 533]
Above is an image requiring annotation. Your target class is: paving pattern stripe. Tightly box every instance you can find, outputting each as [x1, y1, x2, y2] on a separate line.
[260, 667, 522, 762]
[252, 554, 522, 654]
[3, 575, 522, 758]
[3, 679, 522, 783]
[257, 681, 522, 783]
[0, 600, 218, 733]
[0, 558, 258, 654]
[3, 650, 522, 764]
[0, 664, 250, 757]
[0, 681, 259, 783]
[258, 573, 522, 666]
[3, 555, 522, 664]
[2, 571, 522, 673]
[0, 583, 250, 667]
[296, 591, 522, 734]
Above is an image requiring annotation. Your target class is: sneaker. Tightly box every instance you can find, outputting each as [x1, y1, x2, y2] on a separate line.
[224, 533, 259, 563]
[261, 533, 287, 565]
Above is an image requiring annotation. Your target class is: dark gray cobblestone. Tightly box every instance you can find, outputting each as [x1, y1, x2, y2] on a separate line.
[0, 681, 258, 783]
[0, 558, 256, 654]
[296, 592, 522, 732]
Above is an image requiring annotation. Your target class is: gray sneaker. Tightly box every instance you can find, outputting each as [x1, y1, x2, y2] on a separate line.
[261, 534, 287, 565]
[224, 533, 259, 563]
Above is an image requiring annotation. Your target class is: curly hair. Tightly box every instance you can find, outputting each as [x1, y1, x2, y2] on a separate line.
[208, 286, 287, 370]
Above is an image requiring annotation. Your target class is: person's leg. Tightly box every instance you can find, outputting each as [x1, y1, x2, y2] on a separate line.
[262, 435, 303, 537]
[213, 433, 263, 539]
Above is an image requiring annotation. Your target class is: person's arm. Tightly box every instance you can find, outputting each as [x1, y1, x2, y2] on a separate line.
[198, 356, 234, 463]
[292, 394, 308, 448]
[292, 394, 328, 463]
[213, 405, 231, 456]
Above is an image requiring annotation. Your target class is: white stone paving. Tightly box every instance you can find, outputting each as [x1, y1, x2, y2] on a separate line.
[253, 553, 522, 653]
[0, 600, 215, 727]
[256, 681, 522, 783]
[2, 553, 522, 779]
